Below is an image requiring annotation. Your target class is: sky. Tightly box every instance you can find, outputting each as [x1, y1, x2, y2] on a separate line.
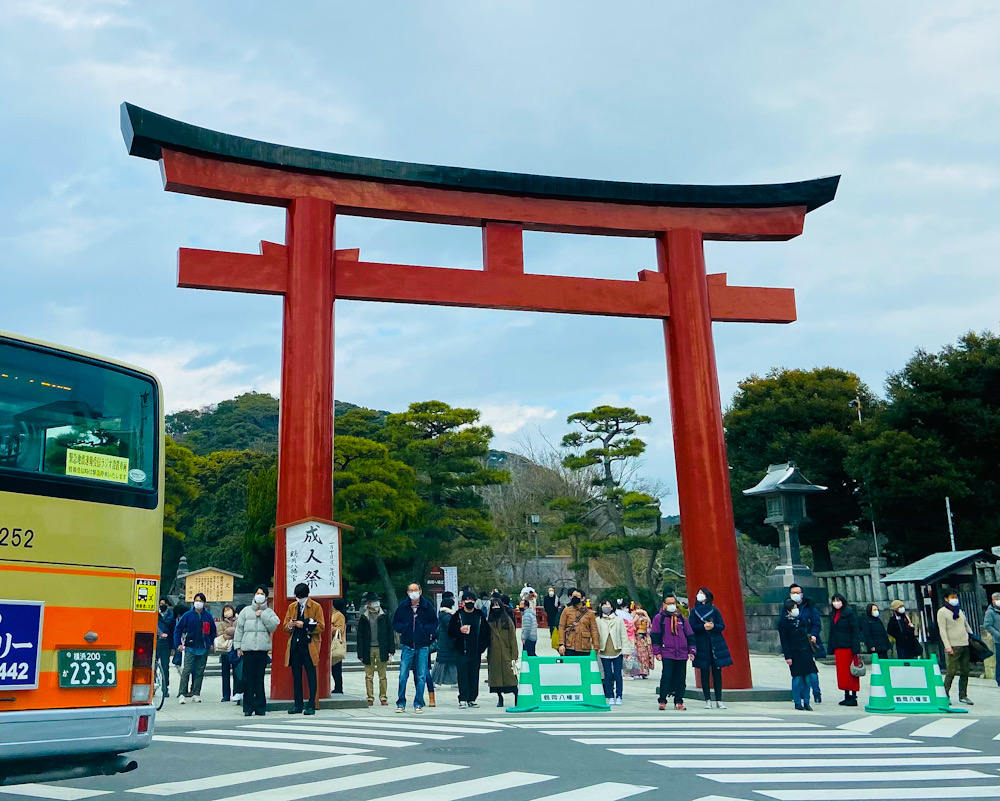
[2, 1, 1000, 513]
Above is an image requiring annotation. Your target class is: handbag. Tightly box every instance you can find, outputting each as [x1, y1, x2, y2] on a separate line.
[214, 634, 232, 653]
[849, 655, 867, 677]
[968, 633, 994, 663]
[330, 629, 347, 663]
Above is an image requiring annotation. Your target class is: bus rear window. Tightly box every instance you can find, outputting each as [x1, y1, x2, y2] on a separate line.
[0, 339, 156, 491]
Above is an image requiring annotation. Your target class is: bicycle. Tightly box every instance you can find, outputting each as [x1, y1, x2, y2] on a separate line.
[153, 658, 166, 711]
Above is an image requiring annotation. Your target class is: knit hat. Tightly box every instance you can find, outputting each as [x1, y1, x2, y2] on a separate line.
[362, 591, 380, 603]
[890, 600, 905, 611]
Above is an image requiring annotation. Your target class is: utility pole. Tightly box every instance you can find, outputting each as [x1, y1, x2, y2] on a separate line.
[946, 496, 956, 551]
[850, 394, 880, 558]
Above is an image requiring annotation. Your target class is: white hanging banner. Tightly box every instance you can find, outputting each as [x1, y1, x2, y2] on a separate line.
[285, 520, 342, 598]
[443, 566, 458, 598]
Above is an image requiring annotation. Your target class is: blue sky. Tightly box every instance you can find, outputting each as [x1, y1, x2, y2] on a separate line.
[3, 1, 999, 513]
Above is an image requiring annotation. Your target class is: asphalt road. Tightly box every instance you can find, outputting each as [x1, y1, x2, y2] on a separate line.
[6, 706, 1000, 801]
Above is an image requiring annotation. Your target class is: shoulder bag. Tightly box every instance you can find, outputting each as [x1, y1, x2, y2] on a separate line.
[849, 655, 867, 677]
[330, 628, 347, 663]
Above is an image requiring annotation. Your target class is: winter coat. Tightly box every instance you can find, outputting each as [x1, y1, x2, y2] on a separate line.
[543, 595, 560, 628]
[234, 603, 280, 652]
[487, 616, 519, 689]
[828, 606, 861, 654]
[558, 604, 599, 653]
[778, 614, 818, 677]
[217, 612, 238, 650]
[596, 613, 628, 657]
[983, 605, 1000, 644]
[329, 608, 347, 665]
[173, 608, 217, 651]
[436, 610, 460, 664]
[392, 596, 438, 649]
[689, 603, 733, 670]
[520, 607, 537, 644]
[650, 609, 696, 661]
[859, 612, 891, 654]
[283, 598, 326, 667]
[887, 612, 921, 658]
[795, 597, 826, 659]
[357, 609, 395, 664]
[936, 605, 971, 650]
[156, 608, 175, 651]
[449, 607, 491, 658]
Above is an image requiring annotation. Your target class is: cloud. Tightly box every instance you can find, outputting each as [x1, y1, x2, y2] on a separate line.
[478, 403, 557, 435]
[4, 0, 137, 32]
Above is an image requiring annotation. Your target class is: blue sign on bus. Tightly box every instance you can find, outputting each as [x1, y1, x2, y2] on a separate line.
[0, 600, 44, 690]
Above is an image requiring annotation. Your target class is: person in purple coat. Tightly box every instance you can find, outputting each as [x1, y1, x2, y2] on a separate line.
[650, 593, 696, 710]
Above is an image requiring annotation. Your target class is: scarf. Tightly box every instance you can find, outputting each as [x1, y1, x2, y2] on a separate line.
[665, 611, 678, 636]
[951, 600, 961, 621]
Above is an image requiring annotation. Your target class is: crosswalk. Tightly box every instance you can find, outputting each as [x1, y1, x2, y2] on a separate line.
[495, 713, 1000, 800]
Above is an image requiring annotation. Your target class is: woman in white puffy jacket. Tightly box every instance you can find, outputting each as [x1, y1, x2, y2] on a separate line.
[596, 599, 629, 705]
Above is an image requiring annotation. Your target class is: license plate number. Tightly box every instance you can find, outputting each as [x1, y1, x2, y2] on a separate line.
[58, 650, 117, 688]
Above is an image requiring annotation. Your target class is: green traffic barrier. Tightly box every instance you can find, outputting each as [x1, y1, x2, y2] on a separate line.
[865, 654, 968, 714]
[507, 652, 611, 713]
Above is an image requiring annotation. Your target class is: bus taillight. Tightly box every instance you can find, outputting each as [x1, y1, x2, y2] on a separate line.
[131, 632, 155, 704]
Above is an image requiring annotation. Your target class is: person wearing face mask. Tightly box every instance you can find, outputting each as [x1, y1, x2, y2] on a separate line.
[778, 599, 818, 711]
[392, 583, 438, 713]
[631, 602, 653, 679]
[690, 587, 733, 709]
[329, 599, 347, 695]
[887, 600, 921, 659]
[937, 590, 974, 705]
[650, 593, 696, 710]
[433, 597, 460, 688]
[449, 590, 491, 708]
[827, 593, 861, 706]
[543, 587, 560, 637]
[173, 592, 217, 704]
[597, 599, 628, 705]
[234, 586, 280, 716]
[283, 583, 325, 715]
[156, 598, 175, 700]
[487, 593, 519, 707]
[784, 584, 824, 704]
[860, 603, 891, 661]
[558, 588, 599, 657]
[215, 604, 238, 702]
[357, 592, 395, 706]
[983, 593, 1000, 687]
[520, 598, 538, 657]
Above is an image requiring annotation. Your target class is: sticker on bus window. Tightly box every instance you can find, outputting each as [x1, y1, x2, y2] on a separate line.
[65, 449, 129, 484]
[134, 578, 158, 612]
[0, 600, 44, 691]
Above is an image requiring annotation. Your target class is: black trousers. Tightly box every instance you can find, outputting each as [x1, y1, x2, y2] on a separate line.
[522, 639, 537, 657]
[456, 654, 481, 703]
[242, 651, 268, 715]
[290, 646, 318, 709]
[156, 645, 171, 693]
[331, 660, 344, 694]
[700, 665, 723, 701]
[564, 648, 589, 657]
[658, 658, 687, 704]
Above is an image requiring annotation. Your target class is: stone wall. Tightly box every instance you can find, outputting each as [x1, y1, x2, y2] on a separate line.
[745, 603, 784, 654]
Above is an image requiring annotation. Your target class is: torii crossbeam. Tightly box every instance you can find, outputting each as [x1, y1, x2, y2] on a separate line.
[122, 103, 838, 698]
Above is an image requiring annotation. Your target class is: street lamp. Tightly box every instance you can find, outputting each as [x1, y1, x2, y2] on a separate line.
[527, 513, 540, 583]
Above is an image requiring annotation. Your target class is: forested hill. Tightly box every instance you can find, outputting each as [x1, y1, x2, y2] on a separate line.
[166, 393, 388, 455]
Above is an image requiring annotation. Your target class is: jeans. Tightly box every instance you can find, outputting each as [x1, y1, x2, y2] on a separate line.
[397, 645, 429, 708]
[601, 654, 623, 699]
[456, 654, 481, 703]
[179, 650, 209, 697]
[242, 651, 268, 715]
[522, 639, 537, 657]
[289, 645, 318, 710]
[792, 675, 812, 708]
[945, 645, 971, 699]
[657, 658, 687, 704]
[156, 645, 171, 695]
[807, 671, 821, 700]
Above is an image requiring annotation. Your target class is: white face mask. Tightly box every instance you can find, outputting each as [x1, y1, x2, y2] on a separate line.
[665, 604, 677, 614]
[790, 592, 803, 604]
[254, 594, 266, 605]
[548, 590, 555, 597]
[832, 601, 843, 610]
[947, 598, 959, 607]
[193, 601, 204, 611]
[408, 591, 420, 601]
[601, 606, 613, 616]
[871, 609, 880, 618]
[789, 607, 800, 618]
[297, 597, 308, 606]
[369, 602, 381, 612]
[897, 606, 906, 614]
[994, 600, 1000, 608]
[696, 593, 707, 603]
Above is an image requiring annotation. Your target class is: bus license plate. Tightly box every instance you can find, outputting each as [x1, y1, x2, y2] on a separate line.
[58, 650, 117, 688]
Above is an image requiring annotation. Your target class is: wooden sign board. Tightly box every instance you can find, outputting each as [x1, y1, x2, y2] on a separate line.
[185, 570, 235, 603]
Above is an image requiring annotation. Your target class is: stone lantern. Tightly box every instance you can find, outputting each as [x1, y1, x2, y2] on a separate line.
[744, 462, 828, 603]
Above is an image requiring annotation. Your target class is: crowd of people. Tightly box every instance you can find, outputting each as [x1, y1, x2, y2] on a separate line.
[153, 579, 1000, 716]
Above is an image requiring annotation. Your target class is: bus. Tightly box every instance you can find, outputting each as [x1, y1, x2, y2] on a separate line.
[0, 331, 163, 785]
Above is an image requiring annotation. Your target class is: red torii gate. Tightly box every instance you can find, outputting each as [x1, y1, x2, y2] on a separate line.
[122, 103, 838, 699]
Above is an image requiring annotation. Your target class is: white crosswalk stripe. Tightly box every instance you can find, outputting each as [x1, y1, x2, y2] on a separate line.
[758, 787, 1000, 800]
[191, 726, 421, 747]
[615, 745, 973, 756]
[910, 717, 978, 738]
[361, 771, 554, 801]
[653, 756, 1000, 768]
[151, 734, 368, 754]
[698, 769, 993, 784]
[282, 718, 501, 735]
[576, 737, 916, 745]
[522, 783, 656, 801]
[836, 715, 904, 733]
[0, 786, 111, 800]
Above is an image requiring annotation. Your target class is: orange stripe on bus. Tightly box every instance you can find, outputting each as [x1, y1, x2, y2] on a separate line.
[0, 563, 157, 580]
[39, 607, 154, 649]
[0, 670, 139, 711]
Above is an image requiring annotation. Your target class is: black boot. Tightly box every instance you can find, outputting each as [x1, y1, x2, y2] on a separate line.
[838, 691, 851, 706]
[846, 691, 859, 707]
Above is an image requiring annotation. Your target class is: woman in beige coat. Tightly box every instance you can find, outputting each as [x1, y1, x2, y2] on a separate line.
[596, 599, 628, 704]
[486, 594, 519, 707]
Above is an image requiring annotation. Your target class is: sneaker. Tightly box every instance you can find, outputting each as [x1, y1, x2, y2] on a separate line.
[193, 696, 202, 703]
[704, 699, 713, 709]
[221, 697, 230, 703]
[960, 697, 975, 705]
[614, 697, 623, 706]
[658, 702, 667, 710]
[716, 701, 727, 709]
[606, 697, 614, 706]
[288, 707, 303, 715]
[367, 700, 374, 707]
[380, 700, 388, 706]
[458, 701, 467, 709]
[395, 706, 405, 713]
[303, 706, 315, 716]
[794, 703, 805, 711]
[467, 701, 478, 708]
[178, 696, 187, 705]
[674, 702, 686, 711]
[414, 707, 424, 714]
[813, 693, 821, 704]
[803, 704, 814, 711]
[233, 693, 243, 702]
